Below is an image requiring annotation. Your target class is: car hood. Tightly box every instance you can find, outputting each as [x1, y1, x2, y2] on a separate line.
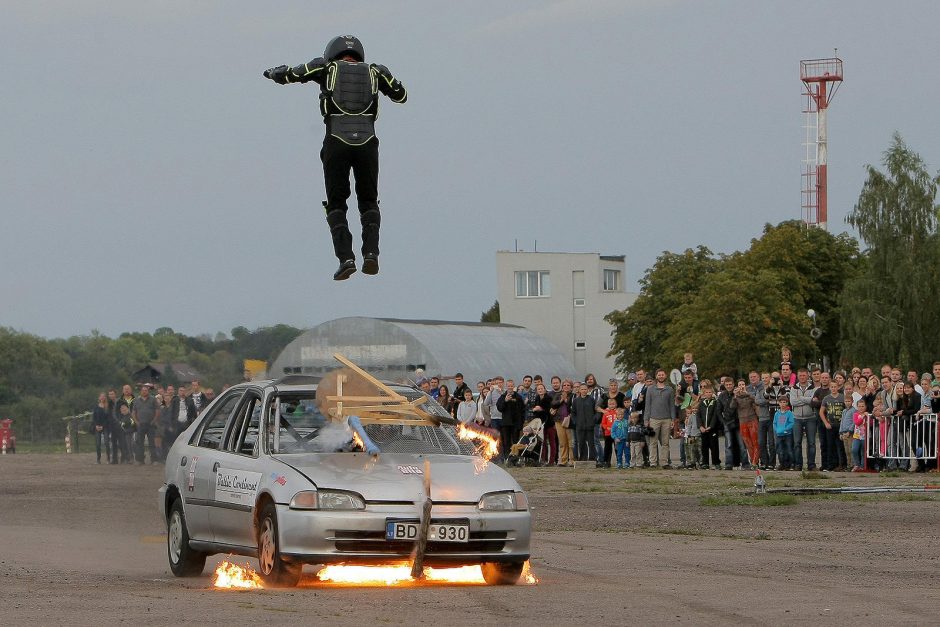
[275, 453, 520, 503]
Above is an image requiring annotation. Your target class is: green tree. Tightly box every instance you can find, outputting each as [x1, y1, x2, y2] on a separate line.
[840, 133, 940, 369]
[605, 246, 720, 372]
[480, 300, 500, 323]
[661, 268, 814, 378]
[730, 221, 859, 367]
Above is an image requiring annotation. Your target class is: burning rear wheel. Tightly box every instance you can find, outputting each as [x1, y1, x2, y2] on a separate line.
[481, 561, 523, 585]
[167, 497, 206, 576]
[257, 502, 302, 587]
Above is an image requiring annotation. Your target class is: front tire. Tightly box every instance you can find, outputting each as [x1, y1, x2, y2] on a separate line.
[257, 502, 302, 587]
[167, 497, 206, 576]
[481, 561, 523, 585]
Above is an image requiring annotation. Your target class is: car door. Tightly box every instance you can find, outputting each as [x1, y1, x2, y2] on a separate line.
[181, 390, 243, 541]
[209, 390, 265, 549]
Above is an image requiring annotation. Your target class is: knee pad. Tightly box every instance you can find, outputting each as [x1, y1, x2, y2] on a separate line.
[325, 208, 349, 231]
[360, 208, 381, 229]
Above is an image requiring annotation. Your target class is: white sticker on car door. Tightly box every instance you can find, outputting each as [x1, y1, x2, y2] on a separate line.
[215, 468, 263, 506]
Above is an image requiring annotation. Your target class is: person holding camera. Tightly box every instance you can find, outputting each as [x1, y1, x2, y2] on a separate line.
[264, 35, 407, 280]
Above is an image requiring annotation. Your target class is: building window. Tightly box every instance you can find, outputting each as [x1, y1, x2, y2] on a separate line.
[573, 298, 585, 307]
[515, 271, 550, 297]
[603, 269, 620, 291]
[575, 341, 586, 350]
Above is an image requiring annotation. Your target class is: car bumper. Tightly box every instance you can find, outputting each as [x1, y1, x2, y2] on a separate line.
[277, 503, 531, 566]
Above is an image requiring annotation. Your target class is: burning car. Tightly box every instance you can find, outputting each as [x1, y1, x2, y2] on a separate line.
[158, 355, 531, 587]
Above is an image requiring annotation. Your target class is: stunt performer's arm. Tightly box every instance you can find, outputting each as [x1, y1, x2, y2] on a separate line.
[263, 57, 328, 85]
[371, 64, 407, 103]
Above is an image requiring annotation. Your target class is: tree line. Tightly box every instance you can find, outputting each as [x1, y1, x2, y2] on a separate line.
[0, 324, 303, 442]
[606, 134, 940, 378]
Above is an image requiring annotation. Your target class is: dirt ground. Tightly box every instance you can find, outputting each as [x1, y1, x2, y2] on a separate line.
[2, 452, 940, 626]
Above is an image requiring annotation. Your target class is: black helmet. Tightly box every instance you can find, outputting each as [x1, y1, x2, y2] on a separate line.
[324, 35, 364, 62]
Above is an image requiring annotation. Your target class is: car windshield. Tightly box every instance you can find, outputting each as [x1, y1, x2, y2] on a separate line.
[267, 393, 475, 456]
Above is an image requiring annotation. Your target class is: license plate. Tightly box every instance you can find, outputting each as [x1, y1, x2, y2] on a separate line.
[385, 521, 469, 543]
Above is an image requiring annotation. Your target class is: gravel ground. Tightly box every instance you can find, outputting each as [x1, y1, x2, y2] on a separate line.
[2, 452, 939, 625]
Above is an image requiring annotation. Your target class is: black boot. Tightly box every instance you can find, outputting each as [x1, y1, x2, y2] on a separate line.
[362, 253, 379, 275]
[333, 259, 357, 281]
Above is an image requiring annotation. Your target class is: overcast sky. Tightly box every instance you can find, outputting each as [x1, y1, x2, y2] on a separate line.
[2, 0, 938, 340]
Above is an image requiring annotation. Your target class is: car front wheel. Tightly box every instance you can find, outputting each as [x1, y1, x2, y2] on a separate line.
[167, 497, 206, 576]
[481, 561, 524, 585]
[257, 502, 302, 587]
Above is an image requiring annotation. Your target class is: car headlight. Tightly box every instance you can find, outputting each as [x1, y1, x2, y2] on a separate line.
[318, 490, 366, 510]
[289, 489, 366, 511]
[478, 491, 528, 511]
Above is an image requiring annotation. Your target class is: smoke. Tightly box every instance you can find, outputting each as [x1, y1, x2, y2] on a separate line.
[305, 422, 354, 453]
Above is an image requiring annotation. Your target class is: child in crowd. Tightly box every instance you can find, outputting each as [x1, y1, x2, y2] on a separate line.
[839, 383, 857, 469]
[627, 412, 646, 469]
[685, 405, 702, 469]
[696, 382, 722, 469]
[871, 402, 886, 471]
[773, 396, 795, 470]
[852, 399, 868, 471]
[508, 425, 537, 464]
[611, 407, 629, 469]
[599, 398, 618, 468]
[780, 346, 796, 385]
[680, 352, 698, 380]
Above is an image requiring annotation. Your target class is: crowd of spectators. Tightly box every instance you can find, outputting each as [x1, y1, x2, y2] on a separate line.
[90, 379, 218, 464]
[424, 349, 940, 473]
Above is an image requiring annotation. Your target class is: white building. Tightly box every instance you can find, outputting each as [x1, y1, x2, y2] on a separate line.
[496, 251, 638, 379]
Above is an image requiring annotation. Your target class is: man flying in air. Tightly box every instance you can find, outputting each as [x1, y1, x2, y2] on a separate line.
[264, 35, 407, 280]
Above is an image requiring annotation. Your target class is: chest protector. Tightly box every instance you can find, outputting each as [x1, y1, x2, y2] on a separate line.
[321, 61, 378, 146]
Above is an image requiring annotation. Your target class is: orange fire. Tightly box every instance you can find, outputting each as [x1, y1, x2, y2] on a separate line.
[521, 560, 539, 584]
[213, 560, 264, 589]
[351, 430, 365, 451]
[314, 561, 538, 586]
[456, 423, 500, 460]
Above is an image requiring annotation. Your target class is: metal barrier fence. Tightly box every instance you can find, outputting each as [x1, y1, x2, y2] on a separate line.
[866, 414, 938, 466]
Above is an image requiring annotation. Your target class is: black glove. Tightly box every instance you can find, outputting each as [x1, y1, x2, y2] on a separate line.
[263, 65, 288, 80]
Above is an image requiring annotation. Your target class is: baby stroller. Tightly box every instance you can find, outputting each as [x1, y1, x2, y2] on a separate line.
[507, 418, 543, 467]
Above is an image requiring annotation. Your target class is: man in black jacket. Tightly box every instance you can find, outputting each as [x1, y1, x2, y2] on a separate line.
[572, 384, 598, 463]
[717, 377, 741, 470]
[496, 382, 524, 463]
[264, 35, 407, 280]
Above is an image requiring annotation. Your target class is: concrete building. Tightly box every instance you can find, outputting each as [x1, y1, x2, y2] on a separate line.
[496, 251, 638, 378]
[270, 317, 578, 386]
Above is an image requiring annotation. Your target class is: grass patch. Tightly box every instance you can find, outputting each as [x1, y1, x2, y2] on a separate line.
[647, 527, 704, 537]
[699, 494, 798, 507]
[800, 471, 829, 480]
[12, 434, 96, 454]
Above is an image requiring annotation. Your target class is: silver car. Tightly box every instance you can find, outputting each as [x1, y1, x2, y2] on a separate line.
[158, 375, 531, 586]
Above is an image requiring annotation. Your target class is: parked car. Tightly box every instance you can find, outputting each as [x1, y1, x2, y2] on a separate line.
[158, 375, 531, 586]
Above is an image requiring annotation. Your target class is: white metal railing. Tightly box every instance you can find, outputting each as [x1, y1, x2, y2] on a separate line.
[866, 414, 938, 464]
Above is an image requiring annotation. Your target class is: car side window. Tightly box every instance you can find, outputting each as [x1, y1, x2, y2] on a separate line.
[225, 393, 262, 457]
[195, 390, 243, 450]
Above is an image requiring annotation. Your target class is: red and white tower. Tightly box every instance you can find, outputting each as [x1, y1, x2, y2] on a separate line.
[801, 56, 843, 230]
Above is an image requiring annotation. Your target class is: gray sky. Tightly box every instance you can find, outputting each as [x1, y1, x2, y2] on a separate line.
[3, 1, 938, 339]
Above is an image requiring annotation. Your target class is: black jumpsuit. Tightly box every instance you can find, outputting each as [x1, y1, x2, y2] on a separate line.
[268, 58, 407, 262]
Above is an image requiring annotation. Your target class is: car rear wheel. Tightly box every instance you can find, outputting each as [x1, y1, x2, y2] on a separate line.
[481, 561, 524, 585]
[167, 497, 207, 576]
[257, 502, 302, 587]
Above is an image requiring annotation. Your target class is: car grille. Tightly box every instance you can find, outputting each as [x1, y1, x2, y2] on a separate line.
[333, 530, 507, 554]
